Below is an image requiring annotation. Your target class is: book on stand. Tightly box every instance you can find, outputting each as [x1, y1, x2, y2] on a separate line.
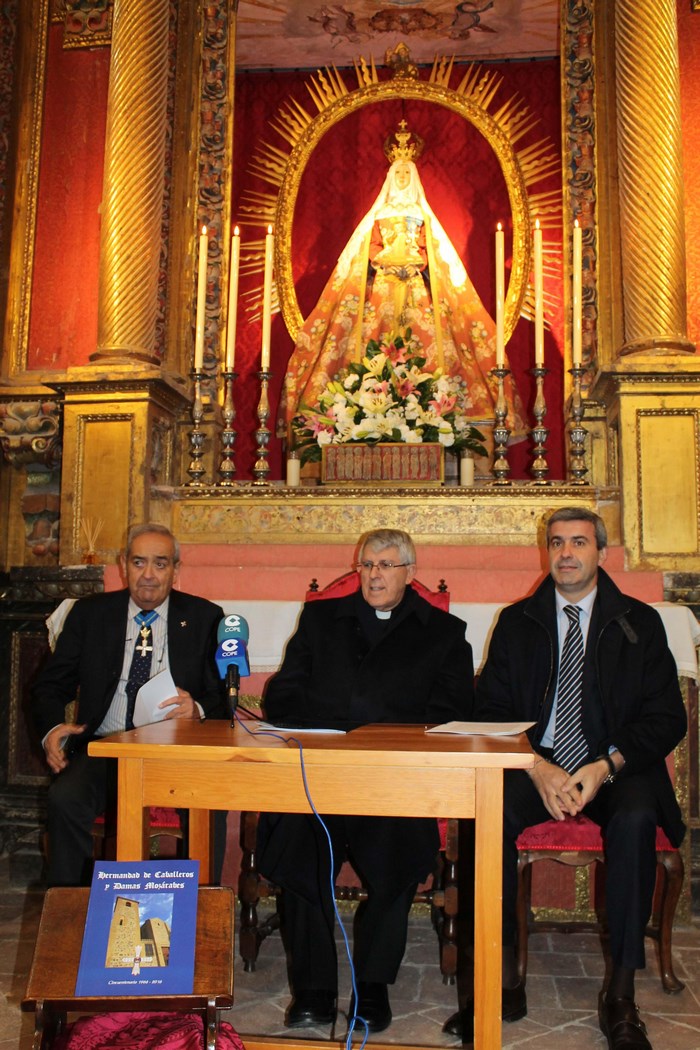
[75, 860, 199, 997]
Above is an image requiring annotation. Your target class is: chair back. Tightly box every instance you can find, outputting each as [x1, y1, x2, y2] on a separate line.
[305, 569, 449, 611]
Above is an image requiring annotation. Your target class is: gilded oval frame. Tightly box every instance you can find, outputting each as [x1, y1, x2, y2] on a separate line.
[273, 78, 533, 345]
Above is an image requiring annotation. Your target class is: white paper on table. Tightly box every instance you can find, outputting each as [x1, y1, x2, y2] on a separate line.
[133, 669, 179, 727]
[249, 721, 346, 735]
[426, 721, 535, 737]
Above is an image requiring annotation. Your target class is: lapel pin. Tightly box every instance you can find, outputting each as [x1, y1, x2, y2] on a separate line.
[180, 620, 187, 627]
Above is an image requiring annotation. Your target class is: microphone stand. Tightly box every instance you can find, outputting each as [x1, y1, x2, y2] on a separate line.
[226, 664, 240, 727]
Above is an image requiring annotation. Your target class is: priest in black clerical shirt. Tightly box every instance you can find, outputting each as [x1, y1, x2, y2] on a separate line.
[256, 527, 474, 1034]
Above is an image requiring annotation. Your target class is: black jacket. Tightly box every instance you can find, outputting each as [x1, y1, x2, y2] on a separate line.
[264, 587, 474, 731]
[258, 587, 475, 890]
[31, 588, 226, 745]
[475, 568, 687, 845]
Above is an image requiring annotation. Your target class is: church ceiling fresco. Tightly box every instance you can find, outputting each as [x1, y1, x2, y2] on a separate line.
[235, 0, 559, 70]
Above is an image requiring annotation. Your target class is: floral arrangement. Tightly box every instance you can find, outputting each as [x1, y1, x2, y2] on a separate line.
[291, 330, 487, 465]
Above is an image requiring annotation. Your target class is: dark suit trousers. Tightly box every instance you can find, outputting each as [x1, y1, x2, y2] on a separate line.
[271, 814, 419, 992]
[46, 750, 117, 886]
[502, 769, 659, 971]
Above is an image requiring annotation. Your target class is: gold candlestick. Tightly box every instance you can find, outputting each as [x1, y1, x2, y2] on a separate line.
[567, 365, 589, 485]
[252, 370, 272, 485]
[217, 371, 238, 486]
[186, 370, 206, 487]
[490, 367, 512, 486]
[529, 365, 550, 485]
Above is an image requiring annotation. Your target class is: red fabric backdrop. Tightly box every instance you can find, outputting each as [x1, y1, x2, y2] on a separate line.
[232, 60, 564, 480]
[27, 25, 109, 371]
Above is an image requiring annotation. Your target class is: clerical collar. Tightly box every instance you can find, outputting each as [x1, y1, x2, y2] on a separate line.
[375, 609, 392, 620]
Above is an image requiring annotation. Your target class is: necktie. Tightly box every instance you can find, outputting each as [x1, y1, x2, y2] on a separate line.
[552, 604, 588, 773]
[125, 610, 158, 730]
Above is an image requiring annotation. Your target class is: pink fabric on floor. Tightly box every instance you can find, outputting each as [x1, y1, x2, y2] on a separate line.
[52, 1012, 244, 1049]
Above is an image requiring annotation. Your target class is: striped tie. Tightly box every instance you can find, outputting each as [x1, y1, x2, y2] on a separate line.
[553, 604, 588, 773]
[125, 610, 158, 730]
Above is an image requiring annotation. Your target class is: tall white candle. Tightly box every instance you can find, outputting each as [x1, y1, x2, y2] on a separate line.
[225, 226, 240, 371]
[194, 225, 208, 371]
[495, 223, 505, 368]
[534, 219, 544, 366]
[573, 219, 583, 366]
[261, 225, 274, 370]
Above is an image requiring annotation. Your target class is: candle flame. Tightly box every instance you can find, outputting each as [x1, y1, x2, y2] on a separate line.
[535, 218, 540, 229]
[497, 221, 502, 232]
[234, 225, 240, 236]
[267, 224, 273, 234]
[202, 225, 207, 236]
[574, 219, 579, 229]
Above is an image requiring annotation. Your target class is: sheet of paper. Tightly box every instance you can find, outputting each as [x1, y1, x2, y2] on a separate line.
[249, 721, 346, 735]
[426, 721, 535, 737]
[133, 669, 179, 727]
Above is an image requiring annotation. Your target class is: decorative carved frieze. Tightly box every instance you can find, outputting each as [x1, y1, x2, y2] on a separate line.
[0, 400, 61, 469]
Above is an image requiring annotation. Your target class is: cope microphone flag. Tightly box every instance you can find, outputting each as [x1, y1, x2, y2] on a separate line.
[215, 614, 251, 678]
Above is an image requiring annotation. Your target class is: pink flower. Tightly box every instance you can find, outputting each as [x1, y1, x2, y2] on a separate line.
[395, 377, 417, 398]
[383, 339, 410, 365]
[429, 393, 457, 416]
[301, 413, 334, 437]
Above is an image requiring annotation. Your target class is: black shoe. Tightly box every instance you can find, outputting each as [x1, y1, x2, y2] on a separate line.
[502, 982, 527, 1022]
[285, 990, 337, 1028]
[598, 993, 652, 1049]
[349, 981, 392, 1034]
[443, 984, 527, 1042]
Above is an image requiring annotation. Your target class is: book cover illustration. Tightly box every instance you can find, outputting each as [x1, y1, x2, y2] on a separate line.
[74, 860, 199, 997]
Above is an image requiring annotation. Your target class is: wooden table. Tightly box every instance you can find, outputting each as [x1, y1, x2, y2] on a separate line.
[22, 886, 234, 1049]
[90, 721, 534, 1050]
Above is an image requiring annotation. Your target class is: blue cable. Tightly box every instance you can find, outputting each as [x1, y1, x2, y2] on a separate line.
[234, 711, 370, 1049]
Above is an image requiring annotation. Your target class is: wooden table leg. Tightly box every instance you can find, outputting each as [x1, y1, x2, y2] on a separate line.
[473, 767, 503, 1050]
[189, 809, 213, 884]
[116, 757, 148, 860]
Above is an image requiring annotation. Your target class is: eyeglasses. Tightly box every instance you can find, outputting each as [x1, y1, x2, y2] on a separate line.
[356, 560, 410, 572]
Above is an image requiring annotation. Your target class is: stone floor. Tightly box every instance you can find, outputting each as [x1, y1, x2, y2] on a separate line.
[4, 872, 700, 1050]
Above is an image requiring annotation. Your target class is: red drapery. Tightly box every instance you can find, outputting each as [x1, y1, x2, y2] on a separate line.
[232, 60, 564, 480]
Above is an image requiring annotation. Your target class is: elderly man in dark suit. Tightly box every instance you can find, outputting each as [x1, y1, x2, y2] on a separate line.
[32, 522, 226, 887]
[257, 528, 474, 1034]
[444, 507, 686, 1050]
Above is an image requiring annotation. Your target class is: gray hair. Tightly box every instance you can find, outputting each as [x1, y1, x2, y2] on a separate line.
[545, 507, 607, 551]
[359, 528, 416, 566]
[126, 523, 180, 564]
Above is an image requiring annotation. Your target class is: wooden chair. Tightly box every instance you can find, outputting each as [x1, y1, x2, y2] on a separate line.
[92, 805, 185, 860]
[237, 571, 461, 982]
[515, 814, 685, 993]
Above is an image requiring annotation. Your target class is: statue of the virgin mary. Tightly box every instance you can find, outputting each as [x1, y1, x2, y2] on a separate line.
[281, 122, 526, 440]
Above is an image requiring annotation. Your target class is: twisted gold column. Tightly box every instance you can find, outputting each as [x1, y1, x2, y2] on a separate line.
[92, 0, 170, 364]
[614, 0, 694, 355]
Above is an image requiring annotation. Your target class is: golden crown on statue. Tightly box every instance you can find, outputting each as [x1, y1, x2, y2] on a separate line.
[384, 120, 424, 163]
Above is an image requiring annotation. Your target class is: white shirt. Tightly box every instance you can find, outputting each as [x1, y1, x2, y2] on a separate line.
[96, 596, 172, 736]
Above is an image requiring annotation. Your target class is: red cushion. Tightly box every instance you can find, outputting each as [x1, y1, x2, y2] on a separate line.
[306, 570, 450, 611]
[52, 1012, 244, 1050]
[516, 814, 676, 852]
[94, 807, 180, 831]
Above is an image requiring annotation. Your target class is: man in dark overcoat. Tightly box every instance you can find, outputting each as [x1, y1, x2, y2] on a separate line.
[257, 528, 474, 1033]
[32, 523, 226, 886]
[445, 507, 686, 1050]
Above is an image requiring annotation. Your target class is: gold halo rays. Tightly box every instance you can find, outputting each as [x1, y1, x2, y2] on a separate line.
[241, 56, 561, 344]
